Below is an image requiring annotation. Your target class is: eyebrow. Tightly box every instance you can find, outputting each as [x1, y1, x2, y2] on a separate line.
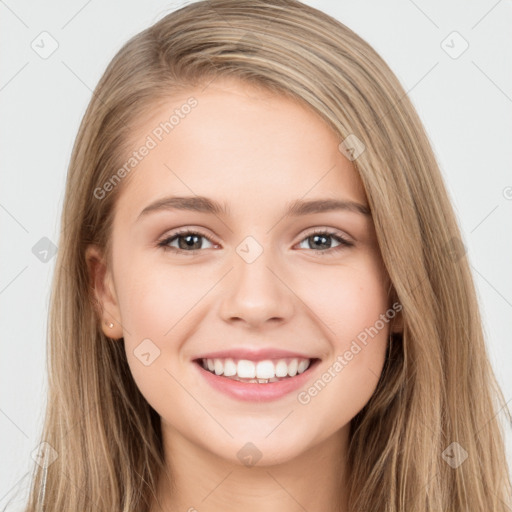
[136, 195, 371, 221]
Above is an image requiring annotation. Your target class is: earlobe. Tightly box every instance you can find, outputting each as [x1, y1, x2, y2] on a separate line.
[85, 244, 123, 339]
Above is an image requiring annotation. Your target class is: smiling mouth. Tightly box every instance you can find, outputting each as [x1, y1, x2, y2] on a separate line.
[194, 357, 321, 384]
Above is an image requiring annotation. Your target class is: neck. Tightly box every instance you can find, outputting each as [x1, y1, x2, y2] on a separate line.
[151, 423, 350, 512]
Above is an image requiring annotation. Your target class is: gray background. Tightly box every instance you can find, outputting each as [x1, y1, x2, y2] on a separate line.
[1, 0, 511, 508]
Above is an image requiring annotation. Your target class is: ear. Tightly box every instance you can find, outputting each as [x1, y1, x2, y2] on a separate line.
[85, 244, 123, 339]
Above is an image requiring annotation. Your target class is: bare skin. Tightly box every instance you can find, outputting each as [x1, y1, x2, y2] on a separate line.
[87, 77, 401, 512]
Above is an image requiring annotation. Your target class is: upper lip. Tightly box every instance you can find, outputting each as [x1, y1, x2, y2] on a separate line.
[193, 348, 319, 361]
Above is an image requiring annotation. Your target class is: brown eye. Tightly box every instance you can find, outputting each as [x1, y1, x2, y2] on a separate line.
[158, 230, 215, 254]
[297, 229, 353, 255]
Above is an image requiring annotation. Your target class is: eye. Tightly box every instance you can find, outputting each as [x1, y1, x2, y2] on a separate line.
[158, 229, 217, 254]
[296, 228, 353, 256]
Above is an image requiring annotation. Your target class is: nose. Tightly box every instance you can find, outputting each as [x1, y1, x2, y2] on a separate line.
[218, 245, 295, 329]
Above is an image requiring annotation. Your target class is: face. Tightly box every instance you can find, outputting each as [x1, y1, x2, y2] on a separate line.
[87, 77, 396, 467]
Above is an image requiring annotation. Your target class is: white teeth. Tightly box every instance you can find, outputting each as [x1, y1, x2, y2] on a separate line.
[223, 358, 237, 377]
[288, 359, 298, 377]
[297, 359, 309, 373]
[214, 359, 223, 375]
[200, 357, 312, 380]
[275, 360, 288, 377]
[256, 360, 275, 379]
[237, 360, 256, 378]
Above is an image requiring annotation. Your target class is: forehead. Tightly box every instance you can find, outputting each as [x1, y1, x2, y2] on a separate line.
[114, 78, 367, 224]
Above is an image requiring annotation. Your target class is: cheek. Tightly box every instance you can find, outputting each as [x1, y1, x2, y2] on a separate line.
[301, 257, 390, 342]
[296, 297, 390, 438]
[296, 259, 391, 425]
[298, 330, 388, 439]
[115, 262, 211, 399]
[117, 260, 208, 339]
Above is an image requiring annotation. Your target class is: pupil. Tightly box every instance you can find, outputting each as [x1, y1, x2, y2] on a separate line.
[179, 234, 201, 250]
[311, 234, 330, 250]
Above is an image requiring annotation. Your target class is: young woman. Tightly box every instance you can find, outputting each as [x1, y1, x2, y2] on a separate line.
[20, 0, 511, 510]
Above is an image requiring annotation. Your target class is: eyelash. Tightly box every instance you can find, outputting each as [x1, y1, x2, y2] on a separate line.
[157, 228, 354, 256]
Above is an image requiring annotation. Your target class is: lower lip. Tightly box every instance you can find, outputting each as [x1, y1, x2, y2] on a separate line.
[193, 359, 321, 402]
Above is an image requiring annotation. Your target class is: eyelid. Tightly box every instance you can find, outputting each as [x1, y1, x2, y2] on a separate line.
[160, 225, 218, 241]
[300, 226, 353, 243]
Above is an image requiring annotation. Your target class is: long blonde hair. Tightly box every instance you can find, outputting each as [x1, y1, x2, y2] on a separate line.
[17, 1, 511, 510]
